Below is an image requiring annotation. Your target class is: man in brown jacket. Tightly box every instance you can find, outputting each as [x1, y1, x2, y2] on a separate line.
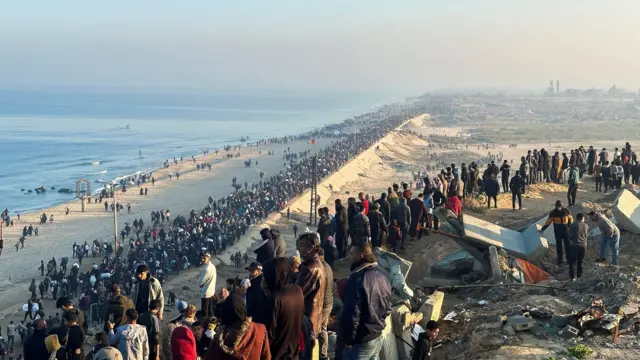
[296, 232, 326, 338]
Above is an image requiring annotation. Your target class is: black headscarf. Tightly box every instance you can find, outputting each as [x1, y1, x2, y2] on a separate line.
[263, 257, 291, 292]
[219, 293, 247, 327]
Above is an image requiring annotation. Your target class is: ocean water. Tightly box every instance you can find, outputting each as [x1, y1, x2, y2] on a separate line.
[0, 88, 401, 214]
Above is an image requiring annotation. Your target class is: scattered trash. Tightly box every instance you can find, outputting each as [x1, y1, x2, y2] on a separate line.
[478, 300, 489, 306]
[444, 311, 458, 322]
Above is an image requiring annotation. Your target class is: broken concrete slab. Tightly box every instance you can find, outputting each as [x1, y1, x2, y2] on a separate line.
[436, 210, 549, 262]
[418, 291, 444, 325]
[612, 189, 640, 234]
[507, 315, 536, 331]
[375, 247, 412, 280]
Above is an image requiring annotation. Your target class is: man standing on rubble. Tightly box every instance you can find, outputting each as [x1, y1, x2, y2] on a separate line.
[568, 213, 589, 281]
[589, 211, 620, 266]
[540, 200, 573, 267]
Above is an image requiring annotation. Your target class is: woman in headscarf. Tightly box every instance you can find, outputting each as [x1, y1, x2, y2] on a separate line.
[207, 293, 271, 360]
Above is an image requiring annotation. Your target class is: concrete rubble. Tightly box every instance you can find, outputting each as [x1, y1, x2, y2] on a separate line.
[434, 208, 549, 262]
[612, 189, 640, 234]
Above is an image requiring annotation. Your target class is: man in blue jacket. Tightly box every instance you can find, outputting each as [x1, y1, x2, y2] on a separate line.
[339, 242, 392, 360]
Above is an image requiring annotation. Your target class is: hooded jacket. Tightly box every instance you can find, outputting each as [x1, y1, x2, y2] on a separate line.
[254, 238, 275, 265]
[264, 258, 304, 359]
[171, 326, 197, 360]
[109, 323, 149, 360]
[131, 276, 164, 316]
[338, 260, 392, 346]
[105, 294, 135, 331]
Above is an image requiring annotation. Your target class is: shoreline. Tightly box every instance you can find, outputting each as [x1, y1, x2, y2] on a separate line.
[0, 111, 423, 326]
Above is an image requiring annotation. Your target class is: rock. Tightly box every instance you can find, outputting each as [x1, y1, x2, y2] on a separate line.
[507, 315, 536, 331]
[502, 325, 516, 336]
[560, 325, 579, 339]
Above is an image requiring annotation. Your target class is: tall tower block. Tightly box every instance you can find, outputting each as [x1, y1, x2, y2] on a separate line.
[556, 80, 560, 94]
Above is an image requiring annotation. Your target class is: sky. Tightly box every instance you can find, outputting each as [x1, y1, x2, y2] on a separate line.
[1, 0, 638, 92]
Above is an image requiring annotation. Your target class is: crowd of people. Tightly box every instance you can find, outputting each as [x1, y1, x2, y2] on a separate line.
[7, 104, 435, 360]
[12, 102, 631, 359]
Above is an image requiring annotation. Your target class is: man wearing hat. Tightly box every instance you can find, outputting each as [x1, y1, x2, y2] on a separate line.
[199, 251, 217, 318]
[540, 200, 574, 266]
[245, 262, 268, 324]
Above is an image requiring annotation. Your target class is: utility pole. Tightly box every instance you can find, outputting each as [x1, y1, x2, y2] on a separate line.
[309, 155, 318, 225]
[113, 185, 118, 258]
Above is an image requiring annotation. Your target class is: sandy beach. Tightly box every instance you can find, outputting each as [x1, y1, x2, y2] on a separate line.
[0, 135, 338, 320]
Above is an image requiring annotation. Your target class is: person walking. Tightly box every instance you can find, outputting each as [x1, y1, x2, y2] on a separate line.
[568, 213, 589, 281]
[509, 171, 526, 210]
[339, 242, 392, 360]
[589, 211, 620, 265]
[540, 200, 573, 266]
[198, 251, 217, 319]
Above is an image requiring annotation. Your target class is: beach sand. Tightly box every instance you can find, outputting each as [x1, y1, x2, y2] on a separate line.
[0, 136, 337, 322]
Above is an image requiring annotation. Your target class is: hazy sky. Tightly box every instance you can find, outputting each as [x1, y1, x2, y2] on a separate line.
[1, 0, 638, 92]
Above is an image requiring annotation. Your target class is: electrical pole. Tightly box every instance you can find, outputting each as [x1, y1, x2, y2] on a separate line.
[113, 185, 118, 259]
[309, 155, 318, 225]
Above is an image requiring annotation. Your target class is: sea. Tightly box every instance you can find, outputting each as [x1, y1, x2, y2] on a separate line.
[0, 88, 404, 214]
